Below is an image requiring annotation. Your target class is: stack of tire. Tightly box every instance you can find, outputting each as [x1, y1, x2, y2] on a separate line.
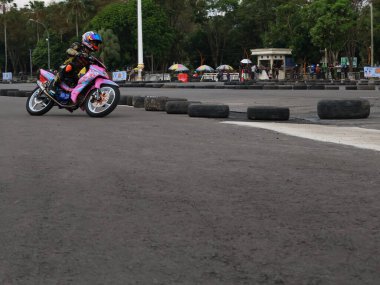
[0, 89, 29, 97]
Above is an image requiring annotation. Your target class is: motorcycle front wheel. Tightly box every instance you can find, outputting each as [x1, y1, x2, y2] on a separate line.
[85, 85, 120, 118]
[26, 87, 54, 116]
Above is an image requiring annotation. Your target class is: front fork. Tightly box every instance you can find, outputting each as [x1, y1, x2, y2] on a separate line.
[92, 88, 101, 101]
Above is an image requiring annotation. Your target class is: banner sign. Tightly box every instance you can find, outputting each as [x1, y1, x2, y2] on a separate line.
[112, 71, 127, 81]
[341, 57, 357, 68]
[364, 67, 380, 78]
[2, 72, 12, 81]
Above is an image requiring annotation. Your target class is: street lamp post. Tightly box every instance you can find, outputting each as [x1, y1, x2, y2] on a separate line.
[29, 19, 50, 70]
[2, 3, 8, 73]
[370, 2, 374, 66]
[4, 18, 7, 73]
[29, 49, 33, 77]
[137, 0, 144, 81]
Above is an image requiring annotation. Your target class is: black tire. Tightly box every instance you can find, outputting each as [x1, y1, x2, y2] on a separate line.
[247, 106, 290, 121]
[7, 90, 18, 97]
[144, 96, 168, 111]
[317, 99, 370, 119]
[166, 101, 200, 114]
[26, 88, 54, 116]
[263, 85, 279, 90]
[357, 85, 375, 90]
[188, 104, 229, 118]
[10, 90, 27, 97]
[132, 96, 145, 108]
[118, 95, 128, 105]
[325, 86, 339, 90]
[126, 95, 133, 106]
[0, 89, 18, 96]
[293, 85, 307, 90]
[85, 84, 120, 117]
[307, 85, 325, 90]
[17, 91, 27, 97]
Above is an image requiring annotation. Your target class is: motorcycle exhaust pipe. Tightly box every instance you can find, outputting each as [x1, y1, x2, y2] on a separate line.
[36, 80, 74, 108]
[36, 80, 59, 102]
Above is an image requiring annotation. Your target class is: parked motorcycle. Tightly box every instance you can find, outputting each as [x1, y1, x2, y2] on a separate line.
[26, 56, 120, 117]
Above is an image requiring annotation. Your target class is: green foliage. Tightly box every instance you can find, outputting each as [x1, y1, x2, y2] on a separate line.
[1, 0, 379, 72]
[88, 0, 174, 68]
[32, 33, 66, 70]
[98, 28, 120, 69]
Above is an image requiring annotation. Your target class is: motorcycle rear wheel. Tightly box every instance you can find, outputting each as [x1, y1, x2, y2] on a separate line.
[85, 85, 120, 118]
[26, 88, 54, 116]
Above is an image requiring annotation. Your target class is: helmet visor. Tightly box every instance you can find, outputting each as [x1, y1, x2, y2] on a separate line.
[90, 40, 101, 50]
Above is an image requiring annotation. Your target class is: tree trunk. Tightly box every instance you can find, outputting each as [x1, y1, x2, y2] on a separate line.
[76, 13, 79, 38]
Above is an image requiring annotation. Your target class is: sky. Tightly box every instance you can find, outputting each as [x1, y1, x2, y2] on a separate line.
[14, 0, 50, 8]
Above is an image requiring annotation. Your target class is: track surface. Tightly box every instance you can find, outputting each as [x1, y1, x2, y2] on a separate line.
[1, 90, 380, 284]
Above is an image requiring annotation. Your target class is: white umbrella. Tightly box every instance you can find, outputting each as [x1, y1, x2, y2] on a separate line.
[196, 65, 214, 72]
[216, 64, 234, 71]
[240, 59, 252, 64]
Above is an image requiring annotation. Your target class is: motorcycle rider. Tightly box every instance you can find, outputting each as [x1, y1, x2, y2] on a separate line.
[49, 31, 103, 98]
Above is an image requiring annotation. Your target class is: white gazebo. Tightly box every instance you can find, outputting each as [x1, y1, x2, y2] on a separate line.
[250, 48, 292, 80]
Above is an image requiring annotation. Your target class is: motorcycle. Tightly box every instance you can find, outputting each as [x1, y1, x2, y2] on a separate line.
[26, 55, 120, 117]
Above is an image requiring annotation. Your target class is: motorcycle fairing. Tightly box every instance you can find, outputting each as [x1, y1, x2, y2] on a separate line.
[39, 69, 73, 92]
[95, 78, 119, 89]
[40, 69, 54, 82]
[71, 65, 108, 103]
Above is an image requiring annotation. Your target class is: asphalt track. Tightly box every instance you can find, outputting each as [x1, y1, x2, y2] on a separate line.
[1, 85, 380, 284]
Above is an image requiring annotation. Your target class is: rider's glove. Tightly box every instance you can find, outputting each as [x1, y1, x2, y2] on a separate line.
[77, 52, 89, 59]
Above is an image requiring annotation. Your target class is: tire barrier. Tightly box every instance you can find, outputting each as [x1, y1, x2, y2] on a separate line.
[17, 91, 27, 97]
[132, 96, 145, 108]
[188, 104, 229, 118]
[144, 96, 168, 111]
[325, 85, 339, 90]
[118, 95, 128, 105]
[263, 85, 279, 90]
[278, 85, 293, 90]
[317, 99, 370, 119]
[166, 101, 201, 114]
[126, 95, 133, 106]
[293, 85, 307, 90]
[307, 85, 325, 90]
[247, 85, 264, 90]
[0, 89, 19, 96]
[144, 97, 187, 111]
[25, 91, 33, 98]
[345, 86, 357, 90]
[247, 106, 290, 121]
[357, 85, 375, 90]
[6, 90, 26, 97]
[6, 90, 18, 97]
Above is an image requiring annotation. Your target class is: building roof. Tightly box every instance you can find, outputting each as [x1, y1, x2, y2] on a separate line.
[251, 48, 292, 56]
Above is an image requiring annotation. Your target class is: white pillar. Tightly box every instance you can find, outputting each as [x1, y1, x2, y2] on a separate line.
[137, 0, 144, 81]
[370, 3, 374, 66]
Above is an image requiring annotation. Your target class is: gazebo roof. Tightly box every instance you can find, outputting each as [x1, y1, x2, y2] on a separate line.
[251, 48, 292, 56]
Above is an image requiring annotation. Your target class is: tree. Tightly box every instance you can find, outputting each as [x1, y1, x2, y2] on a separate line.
[88, 0, 175, 71]
[32, 33, 66, 70]
[98, 28, 120, 70]
[65, 0, 93, 38]
[27, 0, 45, 41]
[305, 0, 358, 67]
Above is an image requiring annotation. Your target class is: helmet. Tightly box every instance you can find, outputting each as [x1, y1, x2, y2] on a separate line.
[82, 31, 102, 51]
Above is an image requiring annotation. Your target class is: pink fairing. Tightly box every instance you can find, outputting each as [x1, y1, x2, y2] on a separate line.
[95, 78, 118, 89]
[70, 65, 118, 103]
[40, 69, 55, 82]
[39, 69, 72, 92]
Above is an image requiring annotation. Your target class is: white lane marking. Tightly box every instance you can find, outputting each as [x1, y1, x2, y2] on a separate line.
[222, 121, 380, 152]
